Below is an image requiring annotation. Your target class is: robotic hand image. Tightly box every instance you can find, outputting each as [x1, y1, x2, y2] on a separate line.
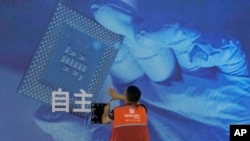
[91, 0, 178, 83]
[135, 21, 248, 77]
[91, 0, 249, 82]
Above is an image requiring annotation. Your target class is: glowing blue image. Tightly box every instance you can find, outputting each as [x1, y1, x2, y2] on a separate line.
[0, 0, 250, 141]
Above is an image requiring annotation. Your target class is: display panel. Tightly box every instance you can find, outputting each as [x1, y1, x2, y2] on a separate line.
[91, 103, 108, 124]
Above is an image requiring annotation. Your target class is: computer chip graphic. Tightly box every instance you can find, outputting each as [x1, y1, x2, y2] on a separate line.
[18, 3, 123, 117]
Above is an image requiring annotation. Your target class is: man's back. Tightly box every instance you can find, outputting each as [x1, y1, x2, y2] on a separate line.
[110, 104, 150, 141]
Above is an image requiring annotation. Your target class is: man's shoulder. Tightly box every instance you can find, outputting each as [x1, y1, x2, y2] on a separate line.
[138, 104, 147, 112]
[115, 103, 147, 112]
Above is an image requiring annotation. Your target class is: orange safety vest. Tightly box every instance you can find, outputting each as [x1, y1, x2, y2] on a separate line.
[110, 104, 150, 141]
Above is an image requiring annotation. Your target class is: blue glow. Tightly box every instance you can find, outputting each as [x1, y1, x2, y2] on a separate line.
[1, 0, 250, 141]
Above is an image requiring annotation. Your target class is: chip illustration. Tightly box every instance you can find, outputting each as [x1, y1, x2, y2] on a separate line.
[18, 2, 123, 117]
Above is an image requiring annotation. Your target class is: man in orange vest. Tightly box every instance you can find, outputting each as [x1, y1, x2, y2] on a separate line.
[102, 85, 150, 141]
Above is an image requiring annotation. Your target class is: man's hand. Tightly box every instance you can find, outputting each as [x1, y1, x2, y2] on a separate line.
[107, 88, 125, 101]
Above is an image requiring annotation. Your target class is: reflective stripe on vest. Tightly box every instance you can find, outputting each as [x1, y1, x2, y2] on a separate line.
[113, 105, 147, 128]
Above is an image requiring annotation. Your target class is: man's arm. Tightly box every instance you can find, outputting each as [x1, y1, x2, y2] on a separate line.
[102, 88, 124, 124]
[102, 104, 112, 124]
[108, 88, 125, 101]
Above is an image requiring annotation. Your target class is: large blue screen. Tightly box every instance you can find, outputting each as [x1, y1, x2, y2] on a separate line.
[0, 0, 249, 141]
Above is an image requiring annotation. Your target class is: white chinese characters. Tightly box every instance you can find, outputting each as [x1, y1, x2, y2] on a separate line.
[73, 89, 92, 112]
[51, 88, 92, 113]
[52, 88, 70, 112]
